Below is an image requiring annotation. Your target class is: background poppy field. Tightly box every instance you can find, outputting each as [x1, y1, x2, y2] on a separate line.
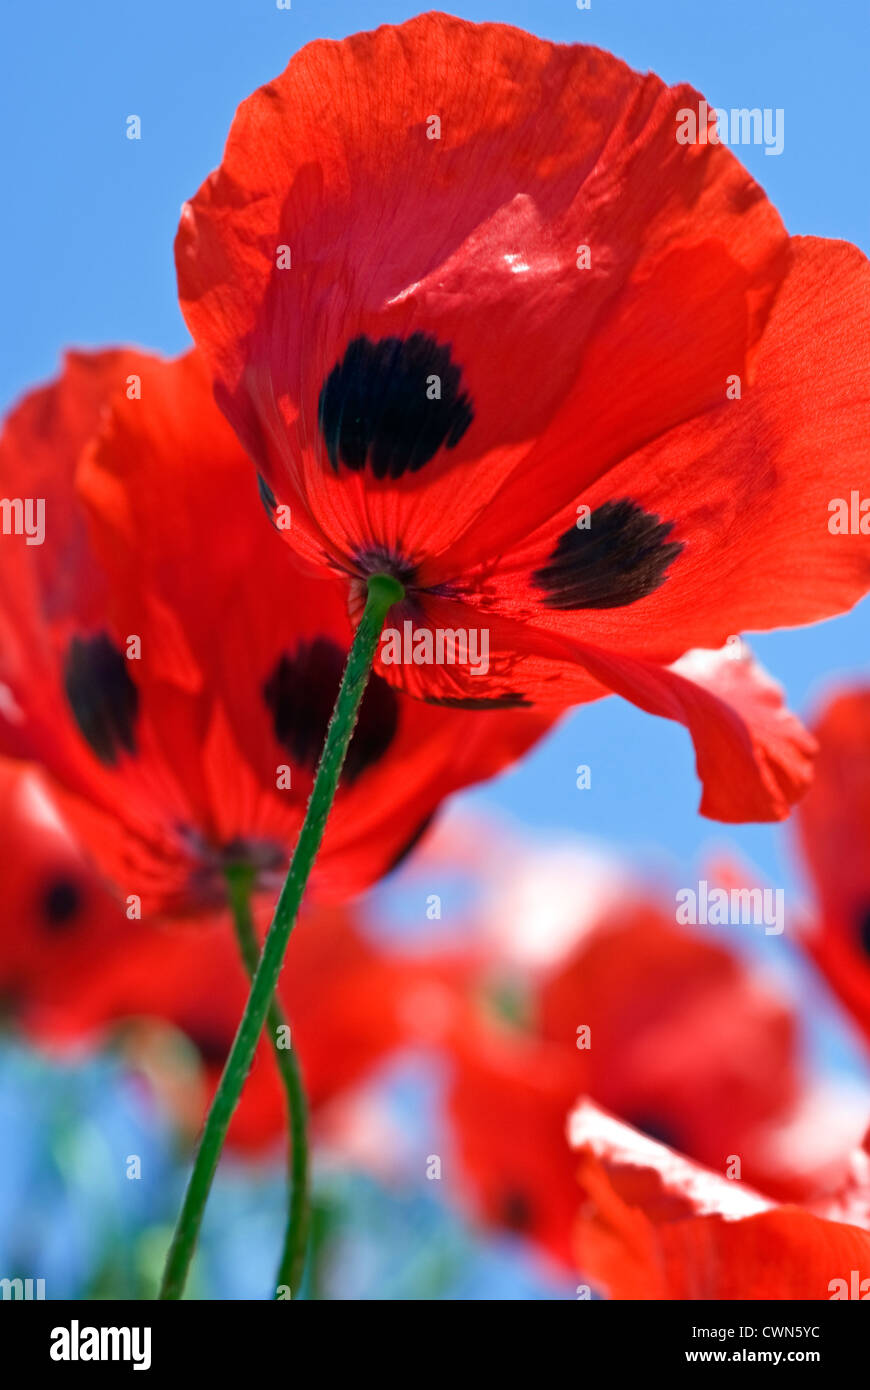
[1, 0, 869, 1301]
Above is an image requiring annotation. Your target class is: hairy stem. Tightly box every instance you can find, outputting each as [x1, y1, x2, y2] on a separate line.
[159, 573, 404, 1300]
[225, 863, 309, 1299]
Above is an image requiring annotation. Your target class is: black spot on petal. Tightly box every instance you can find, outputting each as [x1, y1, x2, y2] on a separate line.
[264, 637, 398, 785]
[423, 692, 531, 710]
[533, 499, 683, 610]
[64, 634, 139, 765]
[41, 876, 83, 932]
[499, 1189, 534, 1233]
[857, 904, 870, 958]
[318, 333, 473, 479]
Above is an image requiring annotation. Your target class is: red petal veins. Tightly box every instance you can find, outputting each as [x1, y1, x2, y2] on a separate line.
[461, 238, 870, 652]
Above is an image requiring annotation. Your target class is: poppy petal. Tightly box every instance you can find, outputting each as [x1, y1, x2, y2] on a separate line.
[570, 1102, 870, 1300]
[374, 603, 813, 822]
[576, 642, 816, 821]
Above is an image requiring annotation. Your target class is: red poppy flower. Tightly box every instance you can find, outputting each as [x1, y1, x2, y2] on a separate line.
[0, 348, 551, 915]
[445, 923, 799, 1267]
[570, 1101, 870, 1300]
[0, 755, 429, 1151]
[174, 12, 869, 821]
[406, 824, 812, 1266]
[795, 686, 870, 1046]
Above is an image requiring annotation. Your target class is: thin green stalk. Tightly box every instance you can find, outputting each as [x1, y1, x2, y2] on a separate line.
[159, 573, 404, 1300]
[225, 863, 309, 1299]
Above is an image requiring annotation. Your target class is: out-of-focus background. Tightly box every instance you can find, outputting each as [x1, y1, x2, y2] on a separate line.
[1, 0, 868, 1298]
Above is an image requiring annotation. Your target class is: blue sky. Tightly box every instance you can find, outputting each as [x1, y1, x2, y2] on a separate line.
[2, 0, 869, 900]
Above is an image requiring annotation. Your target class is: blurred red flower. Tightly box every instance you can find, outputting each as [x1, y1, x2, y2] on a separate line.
[444, 899, 806, 1267]
[0, 348, 551, 916]
[361, 817, 828, 1273]
[375, 818, 839, 1269]
[174, 12, 870, 821]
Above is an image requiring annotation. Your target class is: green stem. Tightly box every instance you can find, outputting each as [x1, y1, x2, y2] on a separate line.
[158, 573, 404, 1300]
[224, 863, 309, 1299]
